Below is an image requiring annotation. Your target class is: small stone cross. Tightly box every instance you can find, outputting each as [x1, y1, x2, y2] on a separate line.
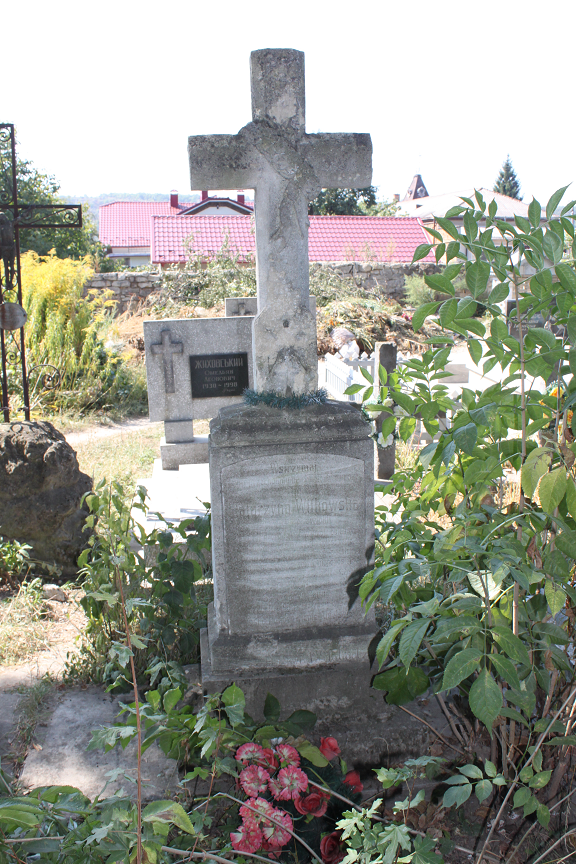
[188, 49, 372, 395]
[151, 329, 183, 393]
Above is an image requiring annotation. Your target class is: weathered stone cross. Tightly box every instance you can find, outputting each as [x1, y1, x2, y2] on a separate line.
[188, 49, 372, 395]
[151, 329, 183, 393]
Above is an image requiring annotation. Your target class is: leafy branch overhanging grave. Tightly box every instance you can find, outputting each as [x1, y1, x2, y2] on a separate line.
[351, 187, 576, 830]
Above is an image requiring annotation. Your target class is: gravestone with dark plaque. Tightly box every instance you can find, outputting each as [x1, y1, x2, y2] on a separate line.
[188, 50, 433, 763]
[143, 315, 254, 469]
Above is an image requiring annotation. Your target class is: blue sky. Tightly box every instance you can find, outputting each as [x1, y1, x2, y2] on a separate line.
[4, 0, 575, 206]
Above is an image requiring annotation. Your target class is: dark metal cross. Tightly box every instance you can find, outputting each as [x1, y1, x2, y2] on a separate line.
[188, 49, 372, 395]
[0, 123, 82, 421]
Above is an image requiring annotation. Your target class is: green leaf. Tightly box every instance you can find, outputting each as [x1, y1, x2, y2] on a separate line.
[142, 800, 195, 834]
[285, 709, 316, 730]
[529, 770, 552, 789]
[376, 620, 409, 669]
[539, 468, 567, 514]
[359, 366, 373, 383]
[490, 654, 521, 690]
[221, 683, 246, 727]
[439, 298, 458, 328]
[435, 216, 460, 241]
[536, 803, 550, 828]
[373, 666, 429, 704]
[453, 423, 477, 455]
[555, 262, 576, 294]
[557, 529, 576, 557]
[468, 570, 502, 601]
[546, 185, 570, 220]
[546, 735, 576, 746]
[441, 647, 482, 692]
[163, 687, 181, 715]
[458, 764, 483, 780]
[484, 760, 497, 778]
[545, 580, 566, 616]
[469, 669, 503, 732]
[521, 447, 551, 499]
[443, 782, 472, 808]
[513, 787, 532, 808]
[466, 261, 490, 298]
[399, 417, 417, 442]
[528, 198, 541, 228]
[475, 779, 493, 803]
[492, 627, 531, 667]
[399, 618, 430, 669]
[412, 301, 441, 331]
[344, 384, 364, 396]
[296, 741, 329, 767]
[468, 339, 482, 366]
[489, 282, 510, 303]
[412, 243, 434, 263]
[263, 692, 281, 723]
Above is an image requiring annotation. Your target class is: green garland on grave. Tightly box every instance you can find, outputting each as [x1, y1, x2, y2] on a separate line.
[243, 388, 328, 409]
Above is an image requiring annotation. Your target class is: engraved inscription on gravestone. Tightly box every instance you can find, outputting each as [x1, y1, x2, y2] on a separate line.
[190, 352, 249, 399]
[220, 453, 367, 636]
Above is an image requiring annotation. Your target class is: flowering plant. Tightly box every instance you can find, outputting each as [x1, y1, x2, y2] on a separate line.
[230, 736, 363, 860]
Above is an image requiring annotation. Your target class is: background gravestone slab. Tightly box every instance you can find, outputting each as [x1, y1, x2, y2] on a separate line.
[0, 421, 92, 577]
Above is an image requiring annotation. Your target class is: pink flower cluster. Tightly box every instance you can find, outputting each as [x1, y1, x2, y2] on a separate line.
[231, 796, 293, 854]
[236, 742, 308, 802]
[231, 737, 362, 858]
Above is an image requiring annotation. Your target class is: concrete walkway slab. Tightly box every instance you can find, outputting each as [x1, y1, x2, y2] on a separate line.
[19, 687, 179, 802]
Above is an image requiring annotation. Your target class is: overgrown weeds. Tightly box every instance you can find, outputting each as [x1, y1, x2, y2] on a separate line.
[0, 580, 51, 666]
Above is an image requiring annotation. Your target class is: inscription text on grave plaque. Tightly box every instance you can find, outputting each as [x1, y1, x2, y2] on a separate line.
[190, 352, 249, 399]
[220, 454, 367, 635]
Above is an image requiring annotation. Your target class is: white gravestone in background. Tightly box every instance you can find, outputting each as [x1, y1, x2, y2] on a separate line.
[143, 314, 253, 469]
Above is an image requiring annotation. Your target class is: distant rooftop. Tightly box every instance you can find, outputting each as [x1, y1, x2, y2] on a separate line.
[150, 215, 434, 265]
[398, 186, 529, 220]
[99, 191, 253, 248]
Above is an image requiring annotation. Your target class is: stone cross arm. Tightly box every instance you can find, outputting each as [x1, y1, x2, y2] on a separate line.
[299, 133, 372, 188]
[188, 135, 254, 190]
[188, 130, 372, 191]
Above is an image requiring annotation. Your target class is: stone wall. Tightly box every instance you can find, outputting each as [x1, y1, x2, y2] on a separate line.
[310, 260, 442, 300]
[83, 261, 441, 313]
[83, 271, 162, 314]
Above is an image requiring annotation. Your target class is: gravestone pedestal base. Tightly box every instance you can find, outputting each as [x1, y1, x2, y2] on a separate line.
[200, 633, 439, 766]
[200, 401, 437, 764]
[160, 435, 209, 470]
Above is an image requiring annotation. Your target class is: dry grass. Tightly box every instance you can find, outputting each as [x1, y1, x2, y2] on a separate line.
[71, 425, 165, 492]
[0, 582, 51, 666]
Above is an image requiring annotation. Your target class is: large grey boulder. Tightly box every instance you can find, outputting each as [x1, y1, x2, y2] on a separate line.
[0, 421, 92, 577]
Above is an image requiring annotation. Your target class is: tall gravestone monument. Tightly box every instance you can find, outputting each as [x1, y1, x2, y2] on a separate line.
[189, 51, 430, 761]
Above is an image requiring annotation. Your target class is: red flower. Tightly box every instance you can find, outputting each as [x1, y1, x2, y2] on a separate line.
[240, 796, 276, 824]
[320, 830, 345, 864]
[235, 742, 265, 764]
[343, 770, 363, 794]
[294, 788, 330, 817]
[255, 747, 279, 770]
[319, 737, 341, 760]
[239, 765, 271, 798]
[231, 816, 263, 853]
[275, 743, 301, 767]
[261, 806, 293, 849]
[269, 765, 308, 801]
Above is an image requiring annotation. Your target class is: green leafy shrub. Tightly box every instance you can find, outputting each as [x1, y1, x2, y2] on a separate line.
[352, 188, 576, 818]
[67, 481, 211, 688]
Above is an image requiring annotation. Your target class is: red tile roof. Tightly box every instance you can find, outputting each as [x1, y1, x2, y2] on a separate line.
[151, 215, 433, 264]
[99, 201, 195, 247]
